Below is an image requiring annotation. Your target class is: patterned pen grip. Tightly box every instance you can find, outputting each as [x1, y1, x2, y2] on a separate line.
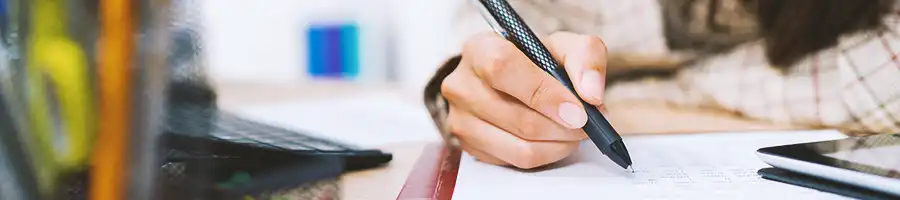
[477, 0, 561, 73]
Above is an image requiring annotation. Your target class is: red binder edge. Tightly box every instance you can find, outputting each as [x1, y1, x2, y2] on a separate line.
[396, 143, 462, 200]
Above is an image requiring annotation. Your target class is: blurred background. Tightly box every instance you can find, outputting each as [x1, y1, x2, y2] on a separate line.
[14, 0, 887, 199]
[202, 0, 457, 147]
[0, 0, 462, 199]
[202, 0, 457, 91]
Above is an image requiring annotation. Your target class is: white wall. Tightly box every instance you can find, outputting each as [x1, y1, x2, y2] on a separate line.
[388, 0, 461, 92]
[199, 0, 460, 92]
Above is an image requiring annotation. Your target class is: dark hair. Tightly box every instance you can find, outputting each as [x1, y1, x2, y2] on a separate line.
[756, 0, 896, 68]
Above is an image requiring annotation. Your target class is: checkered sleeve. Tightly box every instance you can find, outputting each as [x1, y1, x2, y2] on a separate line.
[449, 0, 669, 55]
[606, 14, 900, 135]
[450, 0, 573, 54]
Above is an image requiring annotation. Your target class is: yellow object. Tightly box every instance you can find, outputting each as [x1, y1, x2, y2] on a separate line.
[25, 0, 95, 194]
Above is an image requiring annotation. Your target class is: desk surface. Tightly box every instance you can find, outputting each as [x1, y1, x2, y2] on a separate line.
[213, 82, 796, 200]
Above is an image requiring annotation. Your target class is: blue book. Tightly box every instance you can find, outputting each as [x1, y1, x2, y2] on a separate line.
[306, 22, 360, 80]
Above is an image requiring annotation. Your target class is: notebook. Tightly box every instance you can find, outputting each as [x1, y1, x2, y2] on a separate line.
[451, 129, 854, 200]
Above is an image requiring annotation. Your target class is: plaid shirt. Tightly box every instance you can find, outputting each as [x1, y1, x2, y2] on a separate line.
[446, 0, 900, 135]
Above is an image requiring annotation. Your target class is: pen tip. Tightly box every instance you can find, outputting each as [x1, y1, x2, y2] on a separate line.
[609, 140, 632, 168]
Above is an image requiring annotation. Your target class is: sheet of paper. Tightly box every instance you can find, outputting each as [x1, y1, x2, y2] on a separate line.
[453, 130, 853, 200]
[227, 93, 441, 148]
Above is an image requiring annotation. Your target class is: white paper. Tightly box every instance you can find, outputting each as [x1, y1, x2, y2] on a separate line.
[226, 93, 441, 148]
[453, 130, 853, 200]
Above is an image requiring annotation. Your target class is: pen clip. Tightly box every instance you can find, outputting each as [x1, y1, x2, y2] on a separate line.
[471, 0, 508, 38]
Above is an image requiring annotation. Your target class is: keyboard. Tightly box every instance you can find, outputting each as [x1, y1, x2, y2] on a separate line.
[52, 104, 377, 200]
[163, 104, 393, 171]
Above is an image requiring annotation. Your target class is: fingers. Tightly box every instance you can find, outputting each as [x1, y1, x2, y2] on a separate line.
[545, 32, 608, 106]
[447, 106, 580, 169]
[459, 141, 509, 166]
[463, 32, 588, 129]
[442, 64, 586, 141]
[442, 31, 607, 169]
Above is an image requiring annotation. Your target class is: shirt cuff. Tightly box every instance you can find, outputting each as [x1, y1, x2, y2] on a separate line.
[423, 55, 463, 148]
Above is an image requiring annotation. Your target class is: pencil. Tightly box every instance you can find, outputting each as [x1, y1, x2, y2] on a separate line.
[90, 0, 134, 199]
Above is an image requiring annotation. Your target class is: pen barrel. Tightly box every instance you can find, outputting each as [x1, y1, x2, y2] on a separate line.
[477, 0, 560, 73]
[549, 66, 622, 148]
[581, 98, 623, 148]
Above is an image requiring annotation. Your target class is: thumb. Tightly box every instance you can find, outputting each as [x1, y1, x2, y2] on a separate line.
[545, 32, 608, 106]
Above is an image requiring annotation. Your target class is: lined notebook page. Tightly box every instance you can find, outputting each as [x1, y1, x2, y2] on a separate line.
[453, 130, 851, 200]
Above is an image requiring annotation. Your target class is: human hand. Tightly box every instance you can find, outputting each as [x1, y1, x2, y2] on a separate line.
[441, 31, 609, 169]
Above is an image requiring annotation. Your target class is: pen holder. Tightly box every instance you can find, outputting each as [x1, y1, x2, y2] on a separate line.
[1, 0, 348, 199]
[1, 0, 172, 199]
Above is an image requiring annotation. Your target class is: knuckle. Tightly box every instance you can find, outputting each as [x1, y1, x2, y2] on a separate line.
[514, 112, 554, 141]
[440, 70, 465, 100]
[511, 143, 541, 169]
[548, 32, 567, 40]
[465, 35, 517, 81]
[445, 109, 465, 135]
[479, 50, 514, 82]
[514, 111, 537, 138]
[579, 36, 607, 53]
[548, 31, 575, 41]
[527, 78, 550, 107]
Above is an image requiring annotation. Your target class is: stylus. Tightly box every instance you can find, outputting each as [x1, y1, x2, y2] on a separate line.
[472, 0, 632, 169]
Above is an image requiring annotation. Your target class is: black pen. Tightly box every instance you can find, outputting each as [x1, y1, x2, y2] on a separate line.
[472, 0, 633, 170]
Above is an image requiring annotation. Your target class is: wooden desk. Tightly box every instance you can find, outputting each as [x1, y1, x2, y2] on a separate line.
[213, 82, 796, 200]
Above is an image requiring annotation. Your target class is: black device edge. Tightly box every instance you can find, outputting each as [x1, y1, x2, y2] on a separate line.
[160, 131, 393, 172]
[756, 133, 900, 180]
[758, 167, 899, 200]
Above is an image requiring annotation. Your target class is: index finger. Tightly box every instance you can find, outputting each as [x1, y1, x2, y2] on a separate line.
[544, 32, 608, 105]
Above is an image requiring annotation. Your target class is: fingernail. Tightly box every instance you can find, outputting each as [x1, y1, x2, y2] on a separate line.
[581, 70, 605, 100]
[558, 102, 587, 128]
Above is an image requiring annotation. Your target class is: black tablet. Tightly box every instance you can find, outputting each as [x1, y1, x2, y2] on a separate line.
[756, 133, 900, 196]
